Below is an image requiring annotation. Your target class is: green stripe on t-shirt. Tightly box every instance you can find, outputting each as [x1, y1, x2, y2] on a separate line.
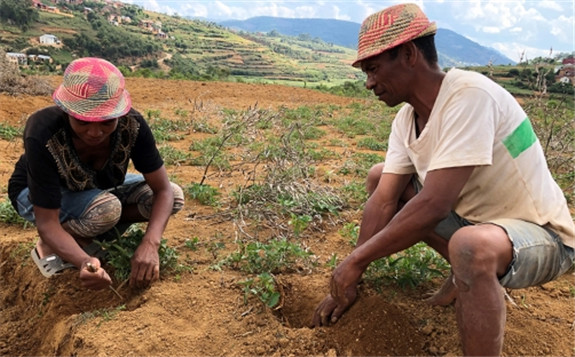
[503, 118, 537, 158]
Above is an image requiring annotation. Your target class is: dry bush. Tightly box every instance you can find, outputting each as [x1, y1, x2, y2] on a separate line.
[0, 49, 53, 96]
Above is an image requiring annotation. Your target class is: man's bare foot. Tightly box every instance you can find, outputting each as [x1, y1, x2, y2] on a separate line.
[424, 272, 457, 306]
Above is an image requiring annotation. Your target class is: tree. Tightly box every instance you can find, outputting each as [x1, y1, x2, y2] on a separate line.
[0, 0, 38, 32]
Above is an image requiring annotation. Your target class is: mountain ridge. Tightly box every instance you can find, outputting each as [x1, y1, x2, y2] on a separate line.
[218, 16, 516, 67]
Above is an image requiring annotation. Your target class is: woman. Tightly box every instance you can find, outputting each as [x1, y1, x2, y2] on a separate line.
[8, 57, 184, 290]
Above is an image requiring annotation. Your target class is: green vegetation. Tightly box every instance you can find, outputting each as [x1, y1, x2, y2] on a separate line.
[0, 0, 38, 32]
[0, 199, 30, 227]
[220, 238, 315, 308]
[238, 272, 281, 308]
[185, 183, 220, 206]
[364, 242, 450, 290]
[218, 238, 315, 274]
[0, 1, 360, 85]
[0, 122, 21, 141]
[97, 225, 184, 282]
[0, 3, 573, 312]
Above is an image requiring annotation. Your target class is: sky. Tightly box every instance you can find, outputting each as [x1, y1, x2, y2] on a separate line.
[123, 0, 575, 62]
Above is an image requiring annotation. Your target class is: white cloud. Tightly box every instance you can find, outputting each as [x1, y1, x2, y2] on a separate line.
[292, 5, 316, 18]
[123, 0, 574, 59]
[537, 0, 563, 11]
[180, 3, 208, 18]
[130, 0, 177, 15]
[492, 41, 554, 62]
[550, 14, 574, 43]
[331, 5, 351, 21]
[482, 26, 501, 34]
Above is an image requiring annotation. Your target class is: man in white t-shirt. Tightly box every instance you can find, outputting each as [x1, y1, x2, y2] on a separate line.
[312, 3, 575, 356]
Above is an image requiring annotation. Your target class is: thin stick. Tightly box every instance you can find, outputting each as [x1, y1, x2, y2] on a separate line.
[87, 263, 124, 300]
[108, 285, 124, 300]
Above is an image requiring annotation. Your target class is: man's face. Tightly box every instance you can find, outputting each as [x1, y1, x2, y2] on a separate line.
[360, 49, 406, 107]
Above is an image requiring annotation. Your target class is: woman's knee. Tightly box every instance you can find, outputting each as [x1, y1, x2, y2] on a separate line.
[171, 183, 185, 214]
[136, 182, 185, 219]
[63, 192, 122, 238]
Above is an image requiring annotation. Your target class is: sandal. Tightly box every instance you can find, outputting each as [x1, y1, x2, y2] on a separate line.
[30, 241, 108, 278]
[31, 248, 75, 278]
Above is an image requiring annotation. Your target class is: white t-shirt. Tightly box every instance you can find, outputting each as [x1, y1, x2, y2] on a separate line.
[383, 68, 575, 248]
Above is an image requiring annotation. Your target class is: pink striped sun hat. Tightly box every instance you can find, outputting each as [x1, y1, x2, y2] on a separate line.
[53, 57, 131, 121]
[352, 3, 437, 68]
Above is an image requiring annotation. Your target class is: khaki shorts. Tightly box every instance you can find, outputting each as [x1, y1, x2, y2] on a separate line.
[435, 212, 574, 289]
[414, 179, 574, 289]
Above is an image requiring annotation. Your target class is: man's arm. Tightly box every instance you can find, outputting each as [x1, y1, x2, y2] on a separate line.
[313, 165, 474, 326]
[356, 172, 413, 247]
[350, 166, 474, 269]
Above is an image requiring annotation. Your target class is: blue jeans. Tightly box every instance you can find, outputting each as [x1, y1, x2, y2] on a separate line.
[16, 173, 144, 223]
[15, 174, 144, 238]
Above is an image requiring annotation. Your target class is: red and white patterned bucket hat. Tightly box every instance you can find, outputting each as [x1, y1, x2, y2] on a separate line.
[53, 57, 131, 121]
[352, 3, 437, 68]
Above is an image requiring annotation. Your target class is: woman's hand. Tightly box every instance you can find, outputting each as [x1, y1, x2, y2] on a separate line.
[129, 239, 160, 289]
[79, 258, 112, 290]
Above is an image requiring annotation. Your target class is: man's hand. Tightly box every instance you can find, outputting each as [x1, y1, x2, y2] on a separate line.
[311, 258, 363, 327]
[130, 239, 160, 288]
[79, 258, 112, 290]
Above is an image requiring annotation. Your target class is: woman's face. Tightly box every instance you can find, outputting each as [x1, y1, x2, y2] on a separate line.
[68, 114, 119, 146]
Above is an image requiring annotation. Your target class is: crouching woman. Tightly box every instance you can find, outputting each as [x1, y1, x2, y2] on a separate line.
[7, 57, 184, 290]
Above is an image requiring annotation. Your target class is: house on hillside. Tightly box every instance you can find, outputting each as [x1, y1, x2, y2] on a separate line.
[555, 57, 575, 85]
[140, 20, 162, 34]
[45, 6, 60, 13]
[55, 0, 84, 4]
[5, 52, 27, 65]
[156, 30, 167, 39]
[32, 0, 48, 10]
[39, 34, 59, 45]
[108, 14, 120, 26]
[28, 54, 52, 63]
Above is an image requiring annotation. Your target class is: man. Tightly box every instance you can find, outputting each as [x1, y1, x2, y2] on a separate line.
[8, 57, 185, 290]
[311, 4, 574, 356]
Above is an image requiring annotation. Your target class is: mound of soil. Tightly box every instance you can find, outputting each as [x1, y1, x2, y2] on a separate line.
[0, 78, 573, 356]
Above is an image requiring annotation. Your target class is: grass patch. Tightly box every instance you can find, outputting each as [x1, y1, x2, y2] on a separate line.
[0, 123, 22, 141]
[185, 183, 220, 206]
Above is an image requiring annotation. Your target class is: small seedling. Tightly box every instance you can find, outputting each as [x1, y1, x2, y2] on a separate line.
[238, 272, 281, 308]
[97, 226, 181, 282]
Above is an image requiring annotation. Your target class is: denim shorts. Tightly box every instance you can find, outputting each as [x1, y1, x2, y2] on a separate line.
[15, 173, 145, 224]
[435, 211, 574, 289]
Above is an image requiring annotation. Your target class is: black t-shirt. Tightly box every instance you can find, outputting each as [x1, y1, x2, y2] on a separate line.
[8, 106, 163, 209]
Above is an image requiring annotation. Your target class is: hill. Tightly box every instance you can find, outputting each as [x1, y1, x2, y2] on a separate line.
[219, 16, 360, 49]
[0, 1, 361, 85]
[218, 17, 515, 68]
[435, 28, 515, 67]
